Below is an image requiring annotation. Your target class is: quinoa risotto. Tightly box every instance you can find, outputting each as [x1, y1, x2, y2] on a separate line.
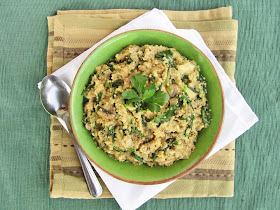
[82, 45, 210, 167]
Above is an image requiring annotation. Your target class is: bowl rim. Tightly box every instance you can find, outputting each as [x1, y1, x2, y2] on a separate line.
[69, 29, 224, 185]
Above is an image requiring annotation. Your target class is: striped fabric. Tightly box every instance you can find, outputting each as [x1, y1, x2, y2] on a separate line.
[47, 7, 238, 198]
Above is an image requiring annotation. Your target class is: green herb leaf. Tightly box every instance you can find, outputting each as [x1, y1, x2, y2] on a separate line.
[130, 73, 147, 95]
[142, 102, 161, 112]
[126, 97, 141, 104]
[145, 90, 169, 106]
[142, 83, 156, 101]
[122, 89, 139, 100]
[122, 73, 169, 112]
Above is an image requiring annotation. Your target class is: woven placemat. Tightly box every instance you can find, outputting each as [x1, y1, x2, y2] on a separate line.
[47, 7, 238, 198]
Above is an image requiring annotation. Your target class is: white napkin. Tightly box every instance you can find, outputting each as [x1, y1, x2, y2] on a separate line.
[39, 8, 258, 210]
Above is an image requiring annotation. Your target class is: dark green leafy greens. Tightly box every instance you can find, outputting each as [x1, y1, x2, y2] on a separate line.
[126, 57, 133, 64]
[163, 138, 179, 152]
[201, 107, 210, 125]
[177, 93, 192, 107]
[96, 92, 103, 104]
[122, 73, 169, 112]
[111, 81, 123, 88]
[152, 105, 180, 124]
[127, 148, 143, 162]
[113, 146, 124, 153]
[155, 50, 176, 68]
[141, 115, 147, 126]
[155, 50, 176, 91]
[82, 82, 95, 94]
[107, 126, 116, 142]
[130, 119, 147, 138]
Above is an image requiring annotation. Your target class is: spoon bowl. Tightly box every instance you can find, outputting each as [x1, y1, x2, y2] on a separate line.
[40, 75, 71, 117]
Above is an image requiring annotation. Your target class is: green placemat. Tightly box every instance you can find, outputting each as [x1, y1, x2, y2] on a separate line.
[47, 7, 237, 199]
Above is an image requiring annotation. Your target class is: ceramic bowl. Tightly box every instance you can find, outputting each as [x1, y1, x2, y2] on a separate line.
[70, 29, 223, 184]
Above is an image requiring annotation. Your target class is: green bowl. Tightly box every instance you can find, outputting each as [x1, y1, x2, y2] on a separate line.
[70, 29, 224, 185]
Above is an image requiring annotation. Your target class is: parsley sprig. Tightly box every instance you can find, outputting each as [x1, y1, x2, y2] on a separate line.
[122, 73, 169, 112]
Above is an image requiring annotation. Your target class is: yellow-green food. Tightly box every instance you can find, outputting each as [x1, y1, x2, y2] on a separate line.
[83, 45, 210, 167]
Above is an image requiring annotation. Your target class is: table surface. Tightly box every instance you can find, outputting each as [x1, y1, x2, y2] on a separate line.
[0, 0, 279, 209]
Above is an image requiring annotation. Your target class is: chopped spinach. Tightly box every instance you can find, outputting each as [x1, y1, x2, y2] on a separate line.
[177, 93, 191, 107]
[107, 126, 116, 142]
[155, 50, 173, 59]
[178, 116, 189, 121]
[117, 129, 124, 137]
[163, 138, 179, 152]
[96, 92, 103, 104]
[107, 63, 115, 72]
[127, 148, 143, 162]
[82, 82, 95, 94]
[151, 153, 157, 160]
[155, 50, 176, 90]
[130, 119, 136, 134]
[130, 119, 146, 137]
[111, 81, 123, 88]
[182, 74, 189, 84]
[184, 129, 192, 137]
[113, 146, 124, 153]
[126, 57, 133, 64]
[149, 75, 156, 80]
[188, 86, 199, 93]
[135, 129, 146, 137]
[152, 105, 180, 124]
[83, 97, 89, 107]
[141, 115, 147, 126]
[201, 107, 210, 125]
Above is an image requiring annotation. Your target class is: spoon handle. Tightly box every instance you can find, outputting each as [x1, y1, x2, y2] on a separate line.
[59, 111, 102, 197]
[69, 132, 103, 197]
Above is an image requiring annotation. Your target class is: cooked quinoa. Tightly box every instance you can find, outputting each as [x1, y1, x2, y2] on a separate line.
[83, 45, 210, 167]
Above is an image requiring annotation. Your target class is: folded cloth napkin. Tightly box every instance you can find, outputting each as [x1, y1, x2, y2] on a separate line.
[41, 7, 258, 210]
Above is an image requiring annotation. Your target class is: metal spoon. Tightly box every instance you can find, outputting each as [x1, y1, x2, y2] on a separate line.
[40, 75, 102, 197]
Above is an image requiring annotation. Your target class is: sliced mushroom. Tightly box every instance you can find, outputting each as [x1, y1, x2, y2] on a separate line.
[168, 84, 180, 97]
[97, 103, 114, 120]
